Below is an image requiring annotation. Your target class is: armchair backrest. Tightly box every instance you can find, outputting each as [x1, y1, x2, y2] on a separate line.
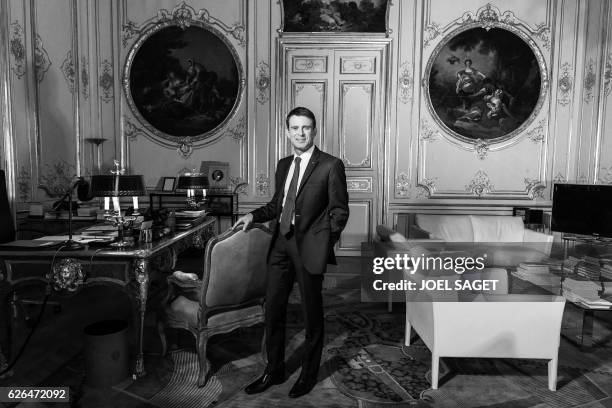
[0, 170, 15, 244]
[200, 224, 272, 313]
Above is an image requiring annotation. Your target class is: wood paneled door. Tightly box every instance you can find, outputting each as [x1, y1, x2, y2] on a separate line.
[278, 40, 391, 255]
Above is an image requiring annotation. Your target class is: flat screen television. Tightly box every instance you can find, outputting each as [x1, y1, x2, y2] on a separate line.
[551, 183, 612, 238]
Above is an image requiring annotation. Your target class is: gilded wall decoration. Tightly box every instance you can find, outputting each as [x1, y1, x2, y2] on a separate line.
[604, 55, 612, 97]
[177, 137, 193, 159]
[230, 177, 248, 195]
[423, 22, 442, 48]
[466, 170, 493, 197]
[598, 166, 612, 184]
[292, 57, 327, 73]
[416, 178, 437, 198]
[16, 166, 31, 202]
[122, 3, 246, 48]
[256, 61, 271, 104]
[474, 139, 489, 160]
[346, 178, 373, 193]
[583, 58, 596, 103]
[81, 57, 89, 100]
[398, 62, 413, 104]
[420, 119, 439, 142]
[425, 23, 546, 143]
[423, 4, 551, 51]
[124, 118, 146, 141]
[9, 21, 26, 79]
[553, 172, 566, 184]
[280, 0, 390, 33]
[38, 160, 76, 197]
[226, 116, 246, 143]
[99, 60, 114, 102]
[395, 173, 410, 197]
[524, 178, 545, 199]
[256, 174, 270, 196]
[34, 34, 51, 83]
[61, 50, 75, 93]
[526, 119, 546, 143]
[557, 63, 573, 106]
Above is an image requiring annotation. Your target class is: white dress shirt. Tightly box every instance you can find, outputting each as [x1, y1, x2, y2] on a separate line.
[281, 145, 315, 224]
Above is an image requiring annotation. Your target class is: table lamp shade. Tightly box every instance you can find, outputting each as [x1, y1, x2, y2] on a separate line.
[177, 175, 209, 190]
[91, 175, 146, 196]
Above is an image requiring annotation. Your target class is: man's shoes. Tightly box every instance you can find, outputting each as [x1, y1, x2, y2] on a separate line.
[288, 377, 317, 398]
[244, 371, 284, 394]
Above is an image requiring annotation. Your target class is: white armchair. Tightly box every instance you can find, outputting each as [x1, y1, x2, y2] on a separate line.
[404, 265, 565, 391]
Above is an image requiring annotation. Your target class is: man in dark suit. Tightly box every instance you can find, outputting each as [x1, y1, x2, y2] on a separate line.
[233, 107, 349, 398]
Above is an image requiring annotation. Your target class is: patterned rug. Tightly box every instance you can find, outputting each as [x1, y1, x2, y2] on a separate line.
[323, 306, 612, 408]
[113, 350, 262, 408]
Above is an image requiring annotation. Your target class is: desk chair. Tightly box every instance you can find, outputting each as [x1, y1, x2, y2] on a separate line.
[0, 170, 60, 330]
[158, 224, 271, 387]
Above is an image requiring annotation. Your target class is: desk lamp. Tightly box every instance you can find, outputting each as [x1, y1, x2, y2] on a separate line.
[91, 162, 146, 247]
[177, 173, 208, 210]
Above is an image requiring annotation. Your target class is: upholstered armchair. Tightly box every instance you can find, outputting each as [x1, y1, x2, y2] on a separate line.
[158, 224, 272, 387]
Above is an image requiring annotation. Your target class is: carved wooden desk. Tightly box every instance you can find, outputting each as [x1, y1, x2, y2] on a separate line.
[0, 217, 215, 378]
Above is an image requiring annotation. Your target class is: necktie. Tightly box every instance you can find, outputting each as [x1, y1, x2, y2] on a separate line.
[280, 156, 301, 237]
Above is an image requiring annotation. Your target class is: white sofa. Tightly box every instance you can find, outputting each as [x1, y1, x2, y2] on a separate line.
[410, 214, 554, 265]
[404, 264, 566, 391]
[412, 214, 552, 243]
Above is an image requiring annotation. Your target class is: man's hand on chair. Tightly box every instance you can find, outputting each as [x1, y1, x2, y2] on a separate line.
[233, 213, 254, 231]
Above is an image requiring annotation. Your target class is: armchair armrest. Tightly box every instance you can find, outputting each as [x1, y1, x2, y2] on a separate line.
[166, 271, 201, 302]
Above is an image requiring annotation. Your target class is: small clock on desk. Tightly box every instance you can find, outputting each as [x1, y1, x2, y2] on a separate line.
[200, 161, 230, 190]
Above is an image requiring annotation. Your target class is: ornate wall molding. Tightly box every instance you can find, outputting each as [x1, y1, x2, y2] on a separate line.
[557, 63, 573, 106]
[9, 21, 26, 79]
[81, 57, 89, 100]
[16, 166, 30, 202]
[466, 170, 494, 197]
[34, 34, 51, 83]
[420, 119, 439, 142]
[598, 166, 612, 184]
[416, 178, 437, 198]
[474, 139, 489, 160]
[256, 173, 270, 196]
[526, 119, 546, 143]
[177, 137, 193, 159]
[99, 60, 114, 102]
[524, 178, 545, 199]
[38, 160, 76, 197]
[61, 50, 76, 93]
[398, 62, 413, 104]
[423, 4, 551, 50]
[604, 55, 612, 97]
[124, 118, 146, 141]
[227, 116, 246, 143]
[256, 61, 271, 104]
[423, 22, 442, 48]
[347, 177, 373, 193]
[230, 177, 248, 195]
[583, 58, 596, 103]
[395, 172, 410, 197]
[577, 174, 588, 184]
[553, 172, 566, 183]
[122, 2, 246, 48]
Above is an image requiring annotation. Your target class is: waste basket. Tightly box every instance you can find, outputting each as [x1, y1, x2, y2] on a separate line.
[83, 320, 129, 387]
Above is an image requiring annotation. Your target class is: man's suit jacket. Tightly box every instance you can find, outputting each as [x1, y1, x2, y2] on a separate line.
[251, 147, 349, 275]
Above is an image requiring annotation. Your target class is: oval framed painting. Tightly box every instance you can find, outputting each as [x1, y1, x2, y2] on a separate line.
[424, 25, 547, 144]
[123, 21, 243, 145]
